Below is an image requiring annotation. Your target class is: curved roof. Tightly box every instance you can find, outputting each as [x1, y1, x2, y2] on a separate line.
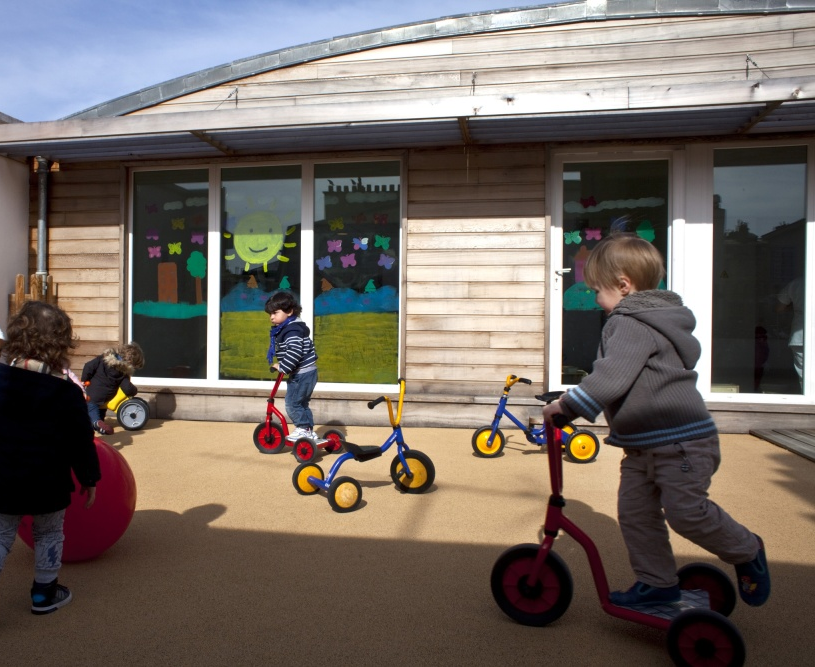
[67, 0, 815, 120]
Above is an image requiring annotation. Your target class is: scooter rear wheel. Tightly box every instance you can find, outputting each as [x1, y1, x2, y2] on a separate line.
[472, 426, 506, 458]
[666, 608, 745, 667]
[491, 544, 573, 627]
[253, 421, 286, 454]
[677, 563, 737, 617]
[322, 428, 345, 454]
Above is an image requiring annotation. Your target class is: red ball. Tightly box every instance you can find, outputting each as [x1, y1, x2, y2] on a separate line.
[18, 438, 137, 562]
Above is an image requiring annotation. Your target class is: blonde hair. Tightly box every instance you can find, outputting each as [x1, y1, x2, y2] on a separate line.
[584, 232, 665, 291]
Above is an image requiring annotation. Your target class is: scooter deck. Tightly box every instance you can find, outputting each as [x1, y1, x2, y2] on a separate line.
[613, 589, 711, 621]
[284, 434, 329, 445]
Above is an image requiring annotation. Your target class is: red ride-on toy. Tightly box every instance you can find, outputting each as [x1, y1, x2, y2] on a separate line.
[491, 418, 746, 667]
[252, 372, 345, 463]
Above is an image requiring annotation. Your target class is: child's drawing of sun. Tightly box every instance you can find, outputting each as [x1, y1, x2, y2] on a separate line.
[224, 210, 297, 271]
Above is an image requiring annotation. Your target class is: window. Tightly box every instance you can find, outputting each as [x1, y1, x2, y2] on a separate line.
[131, 160, 401, 386]
[131, 170, 209, 379]
[711, 146, 807, 395]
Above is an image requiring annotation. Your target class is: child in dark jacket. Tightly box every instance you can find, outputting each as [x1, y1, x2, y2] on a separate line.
[543, 233, 770, 609]
[264, 291, 319, 441]
[81, 342, 145, 435]
[0, 301, 101, 615]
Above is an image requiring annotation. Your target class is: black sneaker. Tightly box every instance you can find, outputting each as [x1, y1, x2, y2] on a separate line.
[31, 579, 73, 615]
[734, 534, 770, 606]
[609, 581, 681, 607]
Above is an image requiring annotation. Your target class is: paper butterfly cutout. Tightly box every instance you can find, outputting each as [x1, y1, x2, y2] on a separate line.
[168, 242, 182, 255]
[329, 217, 344, 231]
[353, 237, 368, 250]
[564, 230, 582, 245]
[354, 213, 367, 224]
[340, 253, 356, 268]
[585, 228, 602, 241]
[580, 196, 597, 208]
[192, 214, 206, 226]
[636, 220, 656, 243]
[146, 203, 158, 214]
[378, 254, 395, 269]
[374, 235, 390, 250]
[146, 229, 159, 240]
[327, 240, 342, 253]
[148, 246, 161, 258]
[316, 256, 332, 270]
[171, 218, 185, 230]
[191, 233, 205, 245]
[373, 214, 388, 225]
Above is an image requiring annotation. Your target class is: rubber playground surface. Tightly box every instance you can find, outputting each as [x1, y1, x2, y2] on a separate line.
[2, 420, 814, 666]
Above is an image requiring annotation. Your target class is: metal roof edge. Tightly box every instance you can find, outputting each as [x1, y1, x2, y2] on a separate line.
[65, 0, 815, 120]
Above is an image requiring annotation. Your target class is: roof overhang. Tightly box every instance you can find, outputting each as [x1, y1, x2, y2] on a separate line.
[2, 77, 814, 163]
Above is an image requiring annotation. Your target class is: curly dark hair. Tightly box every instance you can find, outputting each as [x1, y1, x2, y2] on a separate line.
[120, 341, 145, 369]
[264, 291, 302, 317]
[4, 301, 76, 371]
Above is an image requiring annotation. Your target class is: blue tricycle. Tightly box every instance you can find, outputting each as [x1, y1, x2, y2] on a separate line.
[292, 379, 435, 512]
[472, 374, 600, 463]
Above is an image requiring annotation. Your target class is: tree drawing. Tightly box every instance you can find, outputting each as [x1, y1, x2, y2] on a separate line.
[187, 251, 207, 304]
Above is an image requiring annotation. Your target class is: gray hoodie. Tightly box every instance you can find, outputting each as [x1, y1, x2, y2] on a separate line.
[559, 290, 717, 449]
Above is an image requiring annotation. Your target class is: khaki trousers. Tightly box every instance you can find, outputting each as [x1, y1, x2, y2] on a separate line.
[618, 436, 758, 588]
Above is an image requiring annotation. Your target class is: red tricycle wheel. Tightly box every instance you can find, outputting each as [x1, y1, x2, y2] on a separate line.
[253, 421, 286, 454]
[293, 437, 317, 463]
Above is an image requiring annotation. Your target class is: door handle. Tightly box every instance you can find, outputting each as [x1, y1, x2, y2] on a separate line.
[555, 268, 572, 276]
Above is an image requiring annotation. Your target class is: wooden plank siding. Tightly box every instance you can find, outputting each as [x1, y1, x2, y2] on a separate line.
[130, 14, 815, 117]
[28, 163, 124, 368]
[405, 144, 546, 398]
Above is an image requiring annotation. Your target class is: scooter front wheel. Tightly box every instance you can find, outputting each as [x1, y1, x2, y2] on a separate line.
[472, 426, 506, 458]
[390, 450, 435, 493]
[253, 421, 286, 454]
[666, 608, 745, 667]
[491, 544, 573, 627]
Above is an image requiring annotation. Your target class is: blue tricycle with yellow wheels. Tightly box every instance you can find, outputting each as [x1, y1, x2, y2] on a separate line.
[472, 374, 600, 463]
[292, 379, 435, 513]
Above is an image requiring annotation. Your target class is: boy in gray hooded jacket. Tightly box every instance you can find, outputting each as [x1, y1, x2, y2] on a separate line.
[544, 233, 770, 609]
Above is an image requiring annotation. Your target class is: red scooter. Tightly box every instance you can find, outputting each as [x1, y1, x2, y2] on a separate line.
[491, 419, 746, 666]
[252, 372, 344, 463]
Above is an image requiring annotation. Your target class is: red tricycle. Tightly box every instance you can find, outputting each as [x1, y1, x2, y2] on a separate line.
[252, 372, 345, 463]
[491, 418, 746, 666]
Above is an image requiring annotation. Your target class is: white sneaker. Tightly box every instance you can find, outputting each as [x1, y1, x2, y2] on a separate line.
[291, 427, 311, 439]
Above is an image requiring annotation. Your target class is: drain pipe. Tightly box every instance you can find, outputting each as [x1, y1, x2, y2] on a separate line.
[35, 156, 50, 296]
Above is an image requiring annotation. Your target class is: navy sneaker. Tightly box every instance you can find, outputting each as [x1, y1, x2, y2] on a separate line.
[609, 581, 681, 607]
[31, 579, 73, 615]
[735, 534, 770, 606]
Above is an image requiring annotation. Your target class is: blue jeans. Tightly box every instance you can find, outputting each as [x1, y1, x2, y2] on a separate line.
[87, 402, 106, 424]
[285, 369, 318, 429]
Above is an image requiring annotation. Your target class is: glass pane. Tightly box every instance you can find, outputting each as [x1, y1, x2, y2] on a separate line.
[561, 160, 669, 383]
[132, 170, 209, 379]
[314, 162, 401, 384]
[219, 165, 302, 380]
[712, 146, 806, 395]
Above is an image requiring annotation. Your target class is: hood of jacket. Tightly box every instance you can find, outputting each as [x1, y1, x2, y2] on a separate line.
[102, 348, 136, 375]
[277, 318, 311, 339]
[610, 290, 701, 370]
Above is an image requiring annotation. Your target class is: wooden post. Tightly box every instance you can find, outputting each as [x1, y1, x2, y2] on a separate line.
[7, 273, 58, 318]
